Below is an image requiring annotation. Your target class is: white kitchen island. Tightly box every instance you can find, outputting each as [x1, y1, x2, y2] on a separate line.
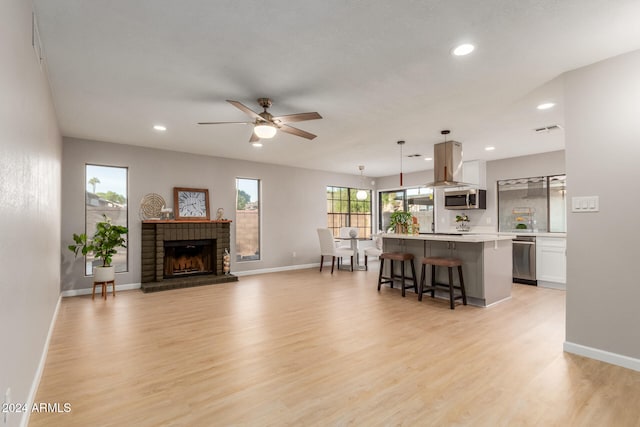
[380, 233, 514, 307]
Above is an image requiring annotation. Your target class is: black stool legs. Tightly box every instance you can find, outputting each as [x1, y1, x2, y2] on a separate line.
[418, 258, 467, 309]
[377, 254, 417, 297]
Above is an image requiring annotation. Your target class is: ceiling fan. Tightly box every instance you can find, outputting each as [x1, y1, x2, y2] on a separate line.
[198, 98, 322, 143]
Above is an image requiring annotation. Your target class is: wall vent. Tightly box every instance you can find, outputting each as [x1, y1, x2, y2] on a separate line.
[407, 153, 422, 158]
[534, 124, 563, 133]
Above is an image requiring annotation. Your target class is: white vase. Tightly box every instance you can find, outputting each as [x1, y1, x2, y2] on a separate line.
[94, 265, 115, 282]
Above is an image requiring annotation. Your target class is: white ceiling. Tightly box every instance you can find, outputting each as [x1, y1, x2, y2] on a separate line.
[33, 0, 640, 178]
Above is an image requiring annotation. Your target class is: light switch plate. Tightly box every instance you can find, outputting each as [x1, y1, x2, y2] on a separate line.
[572, 196, 599, 212]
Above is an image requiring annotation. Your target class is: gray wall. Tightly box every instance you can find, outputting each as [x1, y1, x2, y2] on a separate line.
[565, 49, 640, 360]
[0, 1, 62, 426]
[61, 137, 374, 290]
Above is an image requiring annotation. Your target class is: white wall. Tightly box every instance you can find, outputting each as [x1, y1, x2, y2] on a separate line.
[0, 1, 62, 426]
[61, 137, 374, 290]
[564, 49, 640, 364]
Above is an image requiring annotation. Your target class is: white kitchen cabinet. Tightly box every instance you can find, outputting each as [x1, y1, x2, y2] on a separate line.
[462, 160, 486, 189]
[536, 236, 566, 289]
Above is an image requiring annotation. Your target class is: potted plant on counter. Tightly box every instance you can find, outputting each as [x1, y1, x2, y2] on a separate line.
[455, 213, 470, 232]
[388, 211, 414, 234]
[68, 214, 128, 282]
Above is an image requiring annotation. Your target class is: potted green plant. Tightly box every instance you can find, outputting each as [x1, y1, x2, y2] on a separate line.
[455, 213, 470, 232]
[68, 214, 128, 281]
[388, 210, 414, 234]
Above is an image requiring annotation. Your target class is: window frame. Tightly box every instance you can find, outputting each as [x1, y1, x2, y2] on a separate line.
[326, 185, 372, 239]
[235, 177, 262, 263]
[84, 163, 129, 276]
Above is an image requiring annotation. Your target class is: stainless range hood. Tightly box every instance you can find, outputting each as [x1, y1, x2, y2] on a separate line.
[425, 140, 472, 188]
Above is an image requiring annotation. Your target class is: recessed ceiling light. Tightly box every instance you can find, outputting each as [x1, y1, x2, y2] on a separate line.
[485, 146, 495, 151]
[153, 125, 167, 131]
[252, 142, 263, 148]
[537, 102, 555, 110]
[452, 43, 475, 56]
[424, 157, 433, 161]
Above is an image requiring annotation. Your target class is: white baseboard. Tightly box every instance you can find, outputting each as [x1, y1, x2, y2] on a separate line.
[537, 280, 566, 290]
[234, 263, 319, 277]
[20, 295, 62, 427]
[563, 341, 640, 372]
[61, 282, 141, 297]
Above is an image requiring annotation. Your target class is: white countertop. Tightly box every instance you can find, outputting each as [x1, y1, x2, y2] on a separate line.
[380, 233, 515, 243]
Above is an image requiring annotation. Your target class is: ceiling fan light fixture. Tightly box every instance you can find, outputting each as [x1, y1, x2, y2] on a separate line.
[254, 123, 277, 139]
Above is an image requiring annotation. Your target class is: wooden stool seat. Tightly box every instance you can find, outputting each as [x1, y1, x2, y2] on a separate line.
[92, 280, 115, 300]
[380, 252, 415, 262]
[377, 252, 417, 297]
[419, 257, 467, 309]
[422, 256, 463, 268]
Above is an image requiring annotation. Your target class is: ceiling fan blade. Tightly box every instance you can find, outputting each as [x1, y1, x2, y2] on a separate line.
[197, 121, 250, 125]
[227, 100, 266, 122]
[272, 112, 322, 124]
[279, 124, 317, 140]
[249, 132, 260, 143]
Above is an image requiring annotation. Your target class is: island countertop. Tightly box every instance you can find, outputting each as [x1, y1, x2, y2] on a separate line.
[379, 233, 515, 243]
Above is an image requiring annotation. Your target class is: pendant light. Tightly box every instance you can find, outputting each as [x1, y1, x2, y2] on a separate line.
[397, 140, 405, 186]
[356, 165, 367, 200]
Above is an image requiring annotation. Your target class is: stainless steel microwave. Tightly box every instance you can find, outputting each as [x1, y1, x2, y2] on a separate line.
[444, 189, 486, 210]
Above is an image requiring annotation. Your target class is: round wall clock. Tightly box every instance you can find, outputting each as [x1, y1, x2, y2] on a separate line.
[173, 187, 210, 220]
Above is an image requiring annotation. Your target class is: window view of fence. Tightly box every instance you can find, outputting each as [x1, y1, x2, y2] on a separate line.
[236, 178, 260, 261]
[326, 186, 372, 239]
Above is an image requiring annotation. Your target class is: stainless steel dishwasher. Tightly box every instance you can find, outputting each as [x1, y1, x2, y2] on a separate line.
[513, 236, 537, 285]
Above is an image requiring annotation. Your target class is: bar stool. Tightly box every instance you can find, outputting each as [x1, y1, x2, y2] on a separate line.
[418, 257, 467, 309]
[377, 252, 418, 297]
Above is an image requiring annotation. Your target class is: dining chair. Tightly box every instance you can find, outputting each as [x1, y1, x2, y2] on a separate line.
[364, 234, 383, 270]
[317, 228, 354, 273]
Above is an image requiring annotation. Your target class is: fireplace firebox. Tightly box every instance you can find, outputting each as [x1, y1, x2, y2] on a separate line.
[163, 239, 215, 278]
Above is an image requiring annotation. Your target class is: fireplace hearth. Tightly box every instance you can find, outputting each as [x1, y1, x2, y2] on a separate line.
[141, 220, 237, 292]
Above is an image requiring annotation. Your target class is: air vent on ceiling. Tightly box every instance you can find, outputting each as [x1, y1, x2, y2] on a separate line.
[534, 124, 563, 133]
[407, 153, 422, 158]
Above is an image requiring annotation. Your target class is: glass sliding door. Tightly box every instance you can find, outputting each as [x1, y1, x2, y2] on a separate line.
[378, 190, 405, 233]
[407, 187, 434, 233]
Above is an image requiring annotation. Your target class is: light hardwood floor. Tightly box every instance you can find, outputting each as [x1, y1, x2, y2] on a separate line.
[31, 266, 640, 426]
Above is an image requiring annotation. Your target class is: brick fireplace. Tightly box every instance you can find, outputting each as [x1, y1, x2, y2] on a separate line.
[141, 220, 237, 292]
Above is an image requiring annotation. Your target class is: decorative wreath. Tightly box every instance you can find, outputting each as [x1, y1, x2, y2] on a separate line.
[139, 193, 166, 220]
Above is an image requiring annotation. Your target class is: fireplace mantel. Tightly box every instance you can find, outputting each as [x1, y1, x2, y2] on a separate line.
[141, 221, 237, 292]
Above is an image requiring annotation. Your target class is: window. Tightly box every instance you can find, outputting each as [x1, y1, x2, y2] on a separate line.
[326, 186, 372, 239]
[497, 175, 566, 233]
[236, 178, 261, 261]
[379, 187, 434, 233]
[85, 164, 128, 275]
